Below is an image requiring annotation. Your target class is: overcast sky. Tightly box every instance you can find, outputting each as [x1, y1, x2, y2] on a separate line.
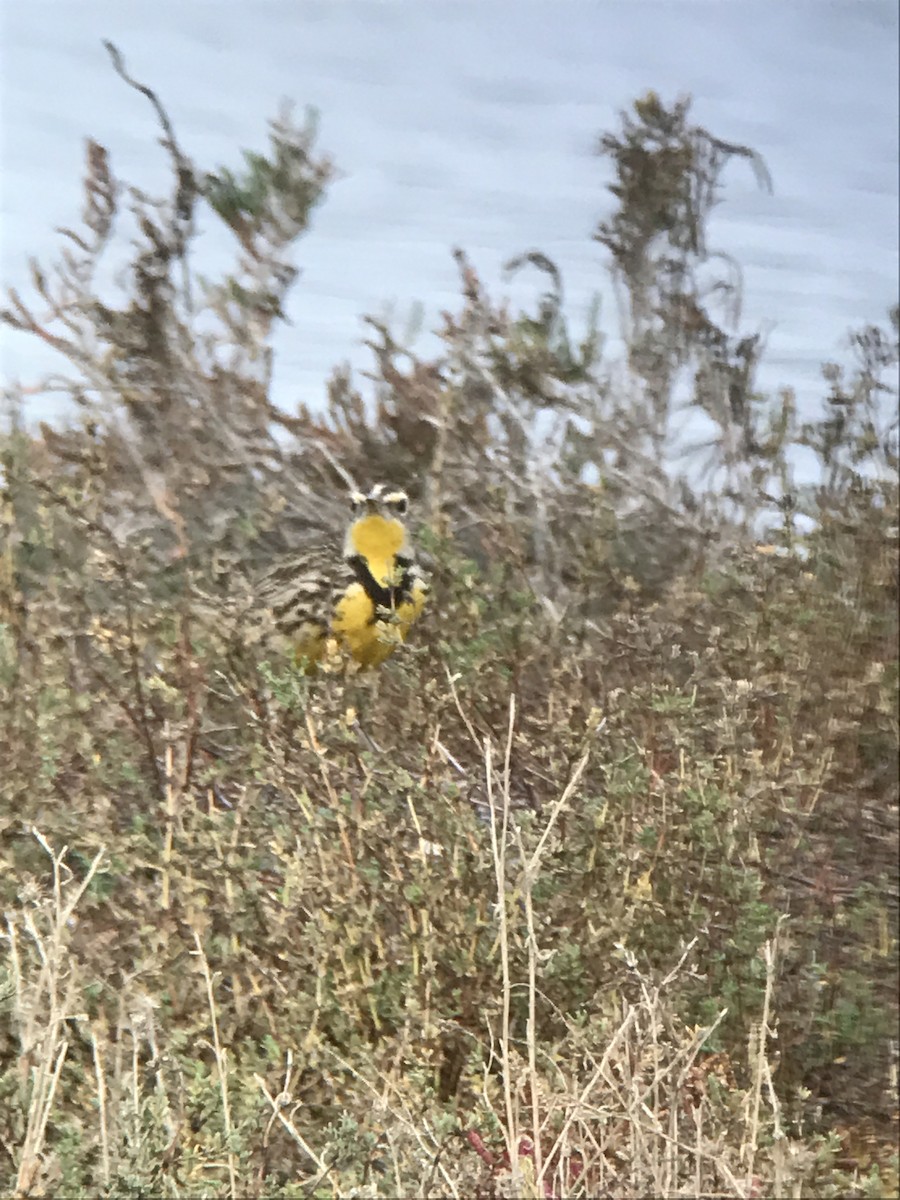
[1, 1, 897, 423]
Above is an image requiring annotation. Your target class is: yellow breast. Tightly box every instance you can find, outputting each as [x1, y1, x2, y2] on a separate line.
[332, 577, 427, 668]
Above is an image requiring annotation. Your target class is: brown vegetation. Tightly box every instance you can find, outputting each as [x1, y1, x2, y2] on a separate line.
[1, 50, 897, 1198]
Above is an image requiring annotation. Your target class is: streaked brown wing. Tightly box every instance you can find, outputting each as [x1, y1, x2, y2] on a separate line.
[254, 540, 354, 638]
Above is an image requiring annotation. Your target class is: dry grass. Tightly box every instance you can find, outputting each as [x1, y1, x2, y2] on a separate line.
[0, 752, 857, 1198]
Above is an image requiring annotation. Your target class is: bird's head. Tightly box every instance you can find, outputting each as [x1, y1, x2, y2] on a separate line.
[344, 483, 413, 571]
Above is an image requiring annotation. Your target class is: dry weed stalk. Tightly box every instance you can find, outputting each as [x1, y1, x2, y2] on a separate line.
[482, 694, 590, 1195]
[473, 696, 800, 1198]
[3, 830, 104, 1194]
[191, 928, 238, 1199]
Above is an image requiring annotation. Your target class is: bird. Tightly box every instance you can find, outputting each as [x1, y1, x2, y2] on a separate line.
[252, 483, 428, 669]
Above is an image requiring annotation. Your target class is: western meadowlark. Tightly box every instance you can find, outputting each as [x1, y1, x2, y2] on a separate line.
[253, 483, 427, 669]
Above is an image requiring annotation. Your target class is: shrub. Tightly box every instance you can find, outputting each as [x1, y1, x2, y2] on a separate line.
[1, 51, 896, 1198]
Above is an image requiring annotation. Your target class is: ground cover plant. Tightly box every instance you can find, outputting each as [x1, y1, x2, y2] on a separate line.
[1, 45, 897, 1198]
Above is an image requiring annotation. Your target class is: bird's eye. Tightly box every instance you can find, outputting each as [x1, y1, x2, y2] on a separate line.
[388, 495, 408, 516]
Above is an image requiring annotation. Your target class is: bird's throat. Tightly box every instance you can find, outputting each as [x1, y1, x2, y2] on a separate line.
[349, 515, 405, 587]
